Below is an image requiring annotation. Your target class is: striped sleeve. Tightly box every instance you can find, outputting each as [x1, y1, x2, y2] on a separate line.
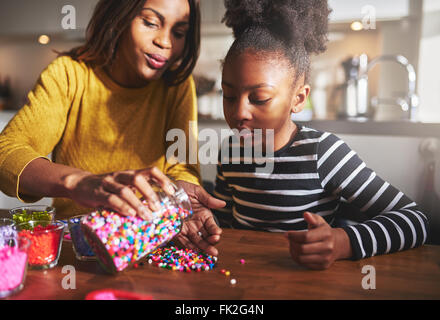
[212, 161, 234, 228]
[317, 133, 429, 260]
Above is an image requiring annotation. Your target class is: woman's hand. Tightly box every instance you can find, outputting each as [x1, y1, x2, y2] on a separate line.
[172, 181, 226, 256]
[285, 211, 352, 270]
[64, 167, 175, 220]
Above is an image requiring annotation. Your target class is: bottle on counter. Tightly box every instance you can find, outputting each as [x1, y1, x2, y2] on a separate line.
[80, 183, 193, 274]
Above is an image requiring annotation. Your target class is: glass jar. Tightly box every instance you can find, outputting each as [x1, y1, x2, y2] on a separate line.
[0, 218, 17, 243]
[0, 235, 31, 298]
[9, 205, 56, 225]
[68, 215, 96, 261]
[81, 184, 193, 274]
[16, 220, 65, 270]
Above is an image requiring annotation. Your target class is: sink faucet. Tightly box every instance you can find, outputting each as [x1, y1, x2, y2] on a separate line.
[361, 54, 419, 121]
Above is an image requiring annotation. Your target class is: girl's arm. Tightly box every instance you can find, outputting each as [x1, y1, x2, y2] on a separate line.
[317, 133, 429, 260]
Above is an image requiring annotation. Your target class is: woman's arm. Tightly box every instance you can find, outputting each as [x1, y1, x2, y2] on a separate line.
[0, 57, 174, 219]
[18, 158, 175, 220]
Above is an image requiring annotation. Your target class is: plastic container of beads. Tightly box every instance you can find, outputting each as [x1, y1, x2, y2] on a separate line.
[81, 184, 193, 274]
[68, 215, 96, 261]
[0, 235, 31, 298]
[9, 205, 55, 225]
[0, 218, 17, 243]
[16, 220, 65, 269]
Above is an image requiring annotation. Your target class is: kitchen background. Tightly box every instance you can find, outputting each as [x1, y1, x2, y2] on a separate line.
[0, 0, 439, 243]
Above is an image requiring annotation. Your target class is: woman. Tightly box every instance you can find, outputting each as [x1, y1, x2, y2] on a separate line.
[0, 0, 224, 255]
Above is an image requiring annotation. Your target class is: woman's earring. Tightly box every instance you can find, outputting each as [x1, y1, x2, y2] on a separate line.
[293, 107, 298, 113]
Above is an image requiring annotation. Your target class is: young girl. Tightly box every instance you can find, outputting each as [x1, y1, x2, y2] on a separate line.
[213, 0, 429, 269]
[0, 0, 224, 255]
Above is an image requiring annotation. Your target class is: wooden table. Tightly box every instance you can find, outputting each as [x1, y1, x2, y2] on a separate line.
[2, 210, 440, 300]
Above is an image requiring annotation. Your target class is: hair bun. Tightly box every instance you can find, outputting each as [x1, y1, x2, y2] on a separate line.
[222, 0, 331, 55]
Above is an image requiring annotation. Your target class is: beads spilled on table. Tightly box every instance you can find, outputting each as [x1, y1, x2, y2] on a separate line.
[145, 246, 217, 272]
[81, 206, 192, 273]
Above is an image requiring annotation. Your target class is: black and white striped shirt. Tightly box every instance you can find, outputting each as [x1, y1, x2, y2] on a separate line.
[213, 124, 429, 260]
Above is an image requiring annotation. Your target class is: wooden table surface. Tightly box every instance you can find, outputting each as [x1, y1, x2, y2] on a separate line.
[2, 210, 440, 300]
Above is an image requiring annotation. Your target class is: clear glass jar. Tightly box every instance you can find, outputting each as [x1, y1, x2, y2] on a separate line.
[68, 215, 96, 261]
[81, 183, 193, 274]
[0, 235, 31, 298]
[16, 220, 65, 270]
[9, 205, 56, 225]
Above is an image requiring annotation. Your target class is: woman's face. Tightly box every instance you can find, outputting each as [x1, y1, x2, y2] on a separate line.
[115, 0, 190, 86]
[222, 50, 310, 151]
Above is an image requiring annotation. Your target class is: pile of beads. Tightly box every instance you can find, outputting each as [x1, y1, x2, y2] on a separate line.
[81, 206, 192, 274]
[18, 221, 64, 269]
[145, 246, 217, 272]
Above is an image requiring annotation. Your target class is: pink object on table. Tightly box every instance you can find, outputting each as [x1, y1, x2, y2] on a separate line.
[85, 289, 153, 300]
[0, 246, 27, 292]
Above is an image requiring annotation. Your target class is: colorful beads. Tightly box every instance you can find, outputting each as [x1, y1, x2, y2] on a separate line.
[230, 279, 237, 285]
[145, 246, 217, 272]
[0, 219, 16, 244]
[18, 221, 64, 269]
[240, 259, 246, 264]
[0, 246, 28, 297]
[81, 206, 192, 273]
[10, 207, 55, 226]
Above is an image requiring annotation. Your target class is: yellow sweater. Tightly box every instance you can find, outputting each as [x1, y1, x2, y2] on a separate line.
[0, 56, 200, 218]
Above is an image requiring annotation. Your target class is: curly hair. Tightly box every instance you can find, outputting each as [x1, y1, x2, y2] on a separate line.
[222, 0, 331, 83]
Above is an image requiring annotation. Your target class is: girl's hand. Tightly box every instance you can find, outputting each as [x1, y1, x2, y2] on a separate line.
[171, 181, 226, 256]
[64, 167, 175, 220]
[284, 212, 352, 270]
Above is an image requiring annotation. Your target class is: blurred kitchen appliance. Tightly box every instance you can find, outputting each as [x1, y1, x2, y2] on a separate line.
[335, 54, 419, 121]
[337, 53, 369, 119]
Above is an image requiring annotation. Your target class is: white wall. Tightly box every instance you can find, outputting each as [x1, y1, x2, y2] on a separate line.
[417, 1, 440, 122]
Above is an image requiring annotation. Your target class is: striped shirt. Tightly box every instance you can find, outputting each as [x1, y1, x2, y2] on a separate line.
[213, 124, 429, 260]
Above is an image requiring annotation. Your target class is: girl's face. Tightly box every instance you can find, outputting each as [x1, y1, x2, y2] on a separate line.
[222, 50, 310, 151]
[113, 0, 190, 87]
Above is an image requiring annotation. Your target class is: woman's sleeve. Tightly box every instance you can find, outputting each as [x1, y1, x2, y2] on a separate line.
[0, 57, 73, 202]
[317, 133, 429, 260]
[164, 75, 201, 186]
